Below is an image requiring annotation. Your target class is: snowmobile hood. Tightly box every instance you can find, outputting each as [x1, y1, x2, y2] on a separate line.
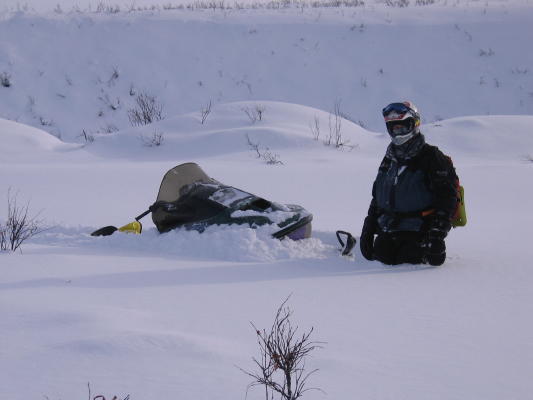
[151, 163, 312, 240]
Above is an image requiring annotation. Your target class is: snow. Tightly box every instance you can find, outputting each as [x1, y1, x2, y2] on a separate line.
[1, 1, 533, 400]
[0, 117, 82, 162]
[1, 2, 533, 139]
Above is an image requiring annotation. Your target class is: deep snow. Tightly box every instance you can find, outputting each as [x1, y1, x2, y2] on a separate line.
[1, 2, 533, 400]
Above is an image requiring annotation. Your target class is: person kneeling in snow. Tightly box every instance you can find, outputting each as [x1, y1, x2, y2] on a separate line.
[360, 101, 458, 266]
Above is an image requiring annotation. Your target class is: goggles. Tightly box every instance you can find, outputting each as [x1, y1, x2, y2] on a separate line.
[382, 102, 413, 118]
[386, 118, 415, 136]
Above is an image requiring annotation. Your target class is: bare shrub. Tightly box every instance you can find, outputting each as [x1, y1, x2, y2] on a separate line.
[87, 383, 130, 400]
[39, 116, 54, 127]
[315, 0, 364, 6]
[128, 92, 164, 126]
[262, 148, 284, 165]
[140, 130, 164, 147]
[97, 124, 119, 134]
[246, 134, 283, 165]
[255, 104, 266, 121]
[328, 101, 342, 146]
[310, 116, 320, 141]
[243, 104, 266, 124]
[1, 72, 12, 87]
[246, 133, 262, 158]
[96, 1, 121, 13]
[385, 0, 410, 7]
[350, 23, 365, 32]
[0, 190, 46, 252]
[200, 100, 212, 124]
[152, 0, 365, 11]
[240, 296, 323, 400]
[79, 129, 95, 144]
[99, 93, 121, 111]
[27, 95, 36, 112]
[511, 67, 528, 75]
[324, 101, 354, 150]
[92, 395, 130, 400]
[107, 66, 120, 87]
[479, 48, 495, 57]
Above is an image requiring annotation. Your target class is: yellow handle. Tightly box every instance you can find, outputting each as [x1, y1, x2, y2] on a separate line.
[118, 221, 142, 234]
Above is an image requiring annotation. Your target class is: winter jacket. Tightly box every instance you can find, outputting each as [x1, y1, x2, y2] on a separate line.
[367, 143, 458, 233]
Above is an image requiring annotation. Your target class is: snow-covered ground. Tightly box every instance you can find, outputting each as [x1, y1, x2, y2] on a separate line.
[1, 1, 533, 400]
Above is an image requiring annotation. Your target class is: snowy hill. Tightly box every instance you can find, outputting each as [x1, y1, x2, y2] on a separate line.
[1, 2, 533, 400]
[1, 1, 532, 141]
[85, 101, 382, 159]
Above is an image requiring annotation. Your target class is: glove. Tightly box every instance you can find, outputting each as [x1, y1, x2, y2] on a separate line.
[360, 216, 377, 261]
[427, 211, 451, 240]
[425, 211, 449, 266]
[426, 238, 446, 266]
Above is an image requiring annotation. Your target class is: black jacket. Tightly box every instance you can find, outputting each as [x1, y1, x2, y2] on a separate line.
[367, 144, 458, 233]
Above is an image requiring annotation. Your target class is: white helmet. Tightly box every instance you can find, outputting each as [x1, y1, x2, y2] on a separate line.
[382, 101, 421, 145]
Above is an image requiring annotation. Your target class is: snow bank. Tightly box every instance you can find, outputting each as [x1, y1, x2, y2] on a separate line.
[77, 102, 533, 162]
[424, 115, 533, 161]
[86, 101, 381, 160]
[0, 118, 81, 162]
[33, 224, 333, 262]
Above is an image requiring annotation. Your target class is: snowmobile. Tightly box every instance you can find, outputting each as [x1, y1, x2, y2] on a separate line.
[91, 162, 313, 241]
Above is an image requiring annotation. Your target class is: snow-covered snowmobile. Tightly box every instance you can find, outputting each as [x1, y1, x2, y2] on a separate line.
[91, 162, 313, 240]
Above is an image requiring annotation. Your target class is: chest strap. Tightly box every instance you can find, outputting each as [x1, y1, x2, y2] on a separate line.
[381, 208, 436, 218]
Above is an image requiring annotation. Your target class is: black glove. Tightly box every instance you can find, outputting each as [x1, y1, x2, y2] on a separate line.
[425, 211, 450, 266]
[426, 238, 446, 266]
[427, 211, 451, 239]
[360, 216, 377, 260]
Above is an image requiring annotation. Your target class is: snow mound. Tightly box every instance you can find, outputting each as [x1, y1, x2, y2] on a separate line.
[86, 103, 533, 162]
[424, 115, 533, 161]
[0, 118, 81, 162]
[85, 101, 381, 160]
[32, 224, 335, 263]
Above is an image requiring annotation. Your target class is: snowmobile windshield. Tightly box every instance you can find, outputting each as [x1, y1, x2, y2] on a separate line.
[156, 162, 218, 203]
[156, 163, 257, 208]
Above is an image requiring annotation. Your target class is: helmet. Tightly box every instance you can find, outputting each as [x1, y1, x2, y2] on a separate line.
[382, 101, 421, 145]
